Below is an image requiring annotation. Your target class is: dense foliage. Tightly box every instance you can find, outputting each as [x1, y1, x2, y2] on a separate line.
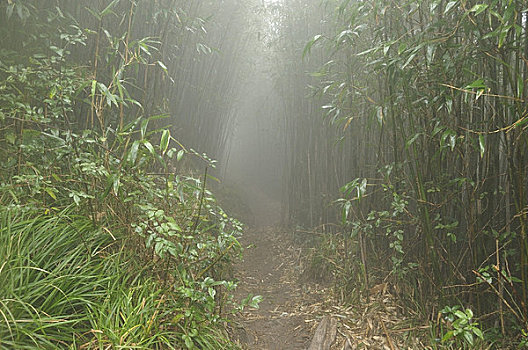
[0, 1, 255, 348]
[268, 0, 528, 347]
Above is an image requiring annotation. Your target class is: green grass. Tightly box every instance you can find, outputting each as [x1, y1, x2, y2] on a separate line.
[0, 206, 238, 349]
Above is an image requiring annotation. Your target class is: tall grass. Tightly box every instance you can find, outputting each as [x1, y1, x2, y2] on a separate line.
[0, 206, 236, 349]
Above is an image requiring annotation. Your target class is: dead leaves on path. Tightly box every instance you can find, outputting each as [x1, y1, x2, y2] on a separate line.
[234, 228, 428, 349]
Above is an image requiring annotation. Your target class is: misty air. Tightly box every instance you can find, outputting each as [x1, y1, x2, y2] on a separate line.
[1, 1, 527, 349]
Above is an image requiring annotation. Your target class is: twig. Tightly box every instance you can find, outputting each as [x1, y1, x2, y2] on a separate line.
[380, 319, 396, 350]
[472, 269, 523, 323]
[196, 240, 236, 280]
[440, 83, 525, 102]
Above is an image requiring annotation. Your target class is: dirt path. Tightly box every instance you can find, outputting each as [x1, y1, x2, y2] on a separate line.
[226, 185, 421, 350]
[226, 185, 325, 349]
[232, 225, 323, 349]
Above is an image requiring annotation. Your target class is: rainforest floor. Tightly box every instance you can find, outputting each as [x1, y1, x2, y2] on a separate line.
[224, 184, 431, 350]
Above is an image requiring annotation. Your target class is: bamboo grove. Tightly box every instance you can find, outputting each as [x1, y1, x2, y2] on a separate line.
[0, 1, 257, 348]
[2, 0, 528, 347]
[267, 0, 528, 344]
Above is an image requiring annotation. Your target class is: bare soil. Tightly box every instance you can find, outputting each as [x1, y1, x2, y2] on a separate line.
[227, 185, 326, 349]
[232, 225, 326, 349]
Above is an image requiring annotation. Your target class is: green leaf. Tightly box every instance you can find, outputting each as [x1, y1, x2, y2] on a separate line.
[517, 74, 524, 97]
[376, 106, 384, 125]
[406, 133, 420, 150]
[73, 194, 80, 206]
[128, 140, 140, 164]
[143, 140, 156, 156]
[183, 334, 194, 349]
[5, 132, 16, 145]
[303, 35, 323, 60]
[141, 119, 149, 139]
[426, 45, 435, 63]
[358, 178, 367, 201]
[441, 330, 454, 343]
[444, 1, 458, 14]
[177, 149, 184, 161]
[498, 25, 511, 48]
[112, 175, 120, 196]
[473, 327, 483, 339]
[401, 52, 417, 69]
[91, 79, 97, 97]
[249, 295, 263, 308]
[449, 134, 456, 151]
[157, 60, 168, 73]
[465, 79, 486, 89]
[342, 201, 351, 224]
[398, 42, 407, 55]
[100, 0, 120, 17]
[469, 4, 488, 16]
[454, 310, 466, 319]
[463, 331, 474, 345]
[478, 134, 485, 158]
[44, 188, 57, 200]
[160, 129, 170, 155]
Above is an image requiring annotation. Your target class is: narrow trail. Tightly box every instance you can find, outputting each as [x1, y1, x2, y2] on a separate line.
[233, 226, 323, 349]
[226, 185, 421, 349]
[229, 186, 327, 349]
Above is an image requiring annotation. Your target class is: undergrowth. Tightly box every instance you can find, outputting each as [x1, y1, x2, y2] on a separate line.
[0, 5, 249, 348]
[0, 205, 241, 349]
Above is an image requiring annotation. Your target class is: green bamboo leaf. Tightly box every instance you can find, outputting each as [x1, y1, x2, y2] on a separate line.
[128, 140, 140, 164]
[100, 0, 120, 17]
[157, 60, 168, 73]
[160, 129, 170, 155]
[465, 79, 486, 89]
[469, 4, 488, 16]
[518, 74, 524, 98]
[303, 35, 323, 60]
[177, 149, 184, 161]
[444, 1, 458, 14]
[498, 25, 511, 48]
[141, 119, 149, 139]
[401, 52, 417, 69]
[91, 80, 97, 97]
[113, 175, 120, 196]
[478, 134, 485, 158]
[44, 188, 57, 200]
[143, 140, 156, 156]
[406, 133, 421, 150]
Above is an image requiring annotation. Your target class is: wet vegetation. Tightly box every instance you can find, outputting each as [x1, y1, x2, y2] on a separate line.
[1, 0, 528, 348]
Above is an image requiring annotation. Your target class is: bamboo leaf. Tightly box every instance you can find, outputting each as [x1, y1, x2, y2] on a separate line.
[303, 35, 323, 60]
[469, 4, 488, 16]
[177, 149, 184, 161]
[128, 140, 140, 164]
[444, 1, 458, 14]
[44, 188, 57, 200]
[100, 0, 120, 17]
[141, 119, 149, 139]
[143, 140, 156, 156]
[478, 134, 485, 158]
[160, 129, 170, 155]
